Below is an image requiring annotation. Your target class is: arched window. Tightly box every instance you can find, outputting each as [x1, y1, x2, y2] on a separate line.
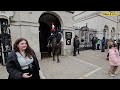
[103, 25, 109, 38]
[111, 27, 115, 38]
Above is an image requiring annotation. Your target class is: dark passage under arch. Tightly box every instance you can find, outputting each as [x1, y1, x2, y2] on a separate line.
[39, 13, 61, 58]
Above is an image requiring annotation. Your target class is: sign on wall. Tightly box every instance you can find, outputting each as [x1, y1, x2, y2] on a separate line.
[65, 32, 72, 45]
[65, 32, 72, 39]
[66, 39, 71, 45]
[101, 11, 120, 16]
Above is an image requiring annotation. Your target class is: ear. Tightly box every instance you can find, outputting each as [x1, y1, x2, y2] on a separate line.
[17, 44, 19, 48]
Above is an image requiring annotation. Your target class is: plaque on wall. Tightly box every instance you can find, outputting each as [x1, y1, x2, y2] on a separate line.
[65, 32, 72, 39]
[66, 39, 71, 45]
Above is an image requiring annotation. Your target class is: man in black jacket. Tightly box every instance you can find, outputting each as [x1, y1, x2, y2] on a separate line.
[73, 35, 78, 56]
[76, 37, 80, 54]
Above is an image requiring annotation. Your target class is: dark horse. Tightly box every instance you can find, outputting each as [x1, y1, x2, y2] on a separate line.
[47, 31, 62, 63]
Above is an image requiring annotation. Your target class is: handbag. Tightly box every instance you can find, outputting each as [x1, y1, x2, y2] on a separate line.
[28, 63, 35, 74]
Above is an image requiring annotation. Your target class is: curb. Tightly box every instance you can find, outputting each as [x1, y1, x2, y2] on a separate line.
[39, 70, 46, 79]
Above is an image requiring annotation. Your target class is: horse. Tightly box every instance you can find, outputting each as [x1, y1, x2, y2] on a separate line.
[47, 31, 62, 63]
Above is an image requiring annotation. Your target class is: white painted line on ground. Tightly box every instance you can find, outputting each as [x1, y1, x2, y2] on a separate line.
[68, 56, 100, 68]
[87, 54, 106, 59]
[78, 67, 101, 79]
[39, 70, 46, 79]
[83, 67, 101, 78]
[68, 56, 102, 79]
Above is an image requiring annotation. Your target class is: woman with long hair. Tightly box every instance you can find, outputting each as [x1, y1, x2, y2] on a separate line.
[6, 38, 40, 79]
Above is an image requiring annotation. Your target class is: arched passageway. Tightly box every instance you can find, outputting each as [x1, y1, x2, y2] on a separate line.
[39, 12, 62, 58]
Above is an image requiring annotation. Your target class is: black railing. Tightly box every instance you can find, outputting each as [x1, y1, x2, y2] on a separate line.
[0, 19, 12, 65]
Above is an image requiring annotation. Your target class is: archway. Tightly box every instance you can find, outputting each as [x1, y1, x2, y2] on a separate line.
[39, 12, 62, 59]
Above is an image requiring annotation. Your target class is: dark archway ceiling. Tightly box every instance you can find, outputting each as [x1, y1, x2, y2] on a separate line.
[39, 13, 61, 29]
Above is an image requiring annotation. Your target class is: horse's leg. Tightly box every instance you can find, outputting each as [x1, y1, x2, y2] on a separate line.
[50, 47, 52, 57]
[52, 47, 55, 61]
[57, 48, 60, 63]
[53, 53, 55, 61]
[57, 54, 60, 63]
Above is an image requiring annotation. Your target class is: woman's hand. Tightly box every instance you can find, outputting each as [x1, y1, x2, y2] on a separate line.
[22, 73, 32, 78]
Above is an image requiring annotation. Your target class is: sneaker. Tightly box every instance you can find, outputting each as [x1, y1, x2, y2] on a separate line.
[109, 73, 115, 77]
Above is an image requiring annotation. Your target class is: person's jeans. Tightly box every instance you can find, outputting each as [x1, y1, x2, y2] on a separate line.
[76, 47, 79, 54]
[97, 44, 100, 50]
[73, 46, 77, 56]
[101, 45, 105, 52]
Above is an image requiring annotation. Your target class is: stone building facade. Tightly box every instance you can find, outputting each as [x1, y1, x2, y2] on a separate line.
[0, 11, 74, 62]
[73, 11, 120, 40]
[73, 11, 120, 49]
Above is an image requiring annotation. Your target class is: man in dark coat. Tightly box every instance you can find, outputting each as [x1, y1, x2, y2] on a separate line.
[76, 37, 80, 54]
[91, 37, 96, 50]
[73, 35, 78, 56]
[101, 37, 106, 52]
[117, 39, 120, 52]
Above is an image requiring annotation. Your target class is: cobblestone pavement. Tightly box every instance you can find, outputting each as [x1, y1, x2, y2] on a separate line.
[39, 50, 120, 79]
[1, 50, 120, 79]
[0, 65, 8, 79]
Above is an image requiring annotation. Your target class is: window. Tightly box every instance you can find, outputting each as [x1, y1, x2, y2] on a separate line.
[111, 27, 115, 37]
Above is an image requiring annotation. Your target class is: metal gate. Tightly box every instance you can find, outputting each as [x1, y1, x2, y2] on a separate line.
[0, 18, 12, 65]
[78, 26, 97, 51]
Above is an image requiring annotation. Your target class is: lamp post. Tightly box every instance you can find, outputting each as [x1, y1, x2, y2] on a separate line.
[85, 23, 89, 50]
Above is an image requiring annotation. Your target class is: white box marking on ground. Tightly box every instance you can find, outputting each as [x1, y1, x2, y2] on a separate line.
[68, 56, 102, 78]
[83, 67, 101, 78]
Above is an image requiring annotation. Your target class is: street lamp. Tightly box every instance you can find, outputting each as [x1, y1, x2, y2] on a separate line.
[84, 23, 89, 50]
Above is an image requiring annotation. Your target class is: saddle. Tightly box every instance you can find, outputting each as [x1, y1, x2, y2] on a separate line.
[48, 32, 62, 47]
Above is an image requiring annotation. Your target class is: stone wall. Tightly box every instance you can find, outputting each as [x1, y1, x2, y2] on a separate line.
[9, 11, 74, 59]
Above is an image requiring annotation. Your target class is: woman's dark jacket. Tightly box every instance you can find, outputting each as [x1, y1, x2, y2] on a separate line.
[6, 50, 40, 79]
